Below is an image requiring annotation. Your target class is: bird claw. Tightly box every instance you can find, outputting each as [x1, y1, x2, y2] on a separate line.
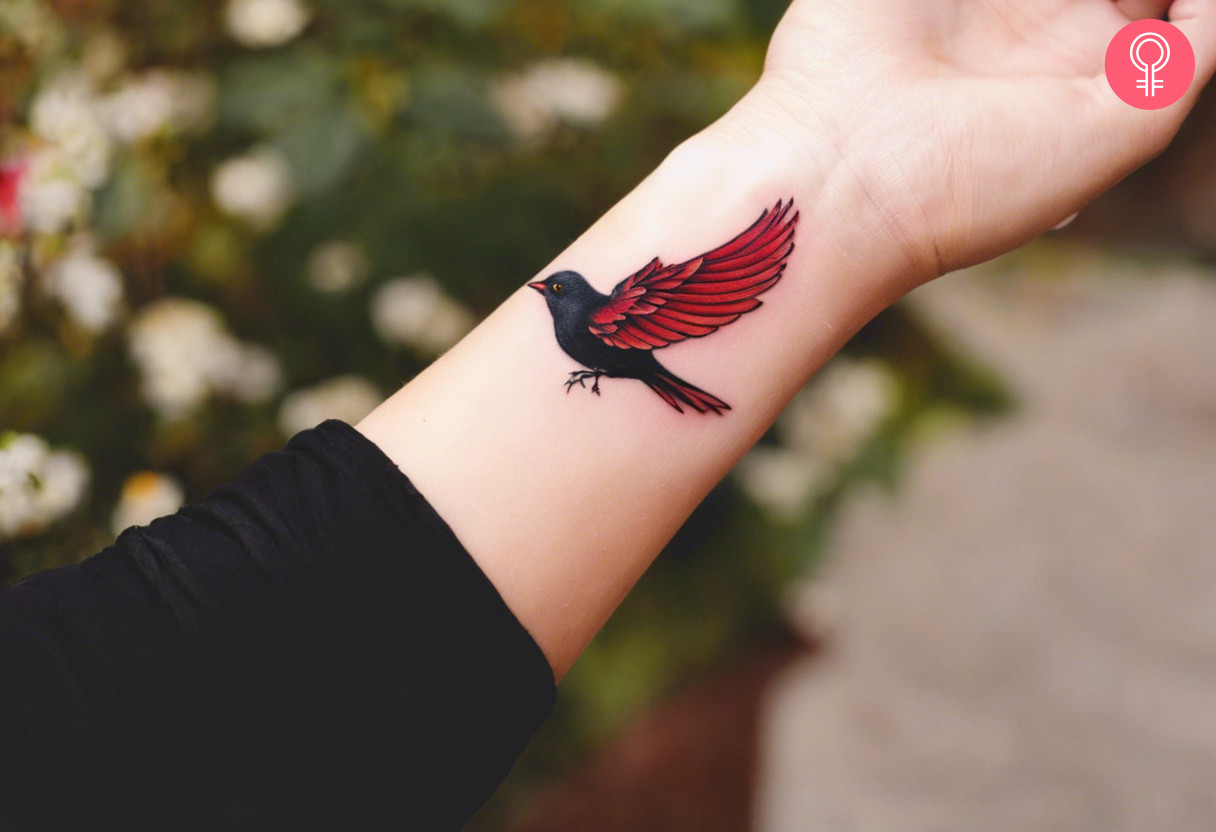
[565, 371, 602, 395]
[565, 371, 591, 393]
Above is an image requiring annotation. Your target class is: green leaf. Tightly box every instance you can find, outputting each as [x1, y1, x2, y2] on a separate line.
[406, 66, 505, 142]
[375, 0, 510, 27]
[219, 54, 341, 133]
[92, 157, 154, 241]
[273, 102, 372, 194]
[0, 340, 76, 428]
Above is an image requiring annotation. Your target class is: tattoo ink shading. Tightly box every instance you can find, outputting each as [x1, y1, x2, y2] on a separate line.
[529, 199, 799, 414]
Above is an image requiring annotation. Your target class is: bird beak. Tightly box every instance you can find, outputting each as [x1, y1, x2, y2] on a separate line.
[527, 281, 546, 294]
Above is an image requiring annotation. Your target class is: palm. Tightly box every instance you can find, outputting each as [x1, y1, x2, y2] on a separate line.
[761, 0, 1214, 279]
[915, 1, 1127, 75]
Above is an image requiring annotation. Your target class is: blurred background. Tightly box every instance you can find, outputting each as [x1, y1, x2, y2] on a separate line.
[2, 1, 1215, 830]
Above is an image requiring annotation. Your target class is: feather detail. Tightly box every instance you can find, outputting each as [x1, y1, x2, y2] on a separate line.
[587, 199, 799, 349]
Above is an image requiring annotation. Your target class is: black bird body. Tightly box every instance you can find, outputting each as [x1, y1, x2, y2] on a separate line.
[529, 200, 799, 414]
[545, 275, 665, 381]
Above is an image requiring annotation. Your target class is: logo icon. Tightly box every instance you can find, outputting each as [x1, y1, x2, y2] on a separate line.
[1106, 20, 1195, 110]
[1131, 32, 1169, 97]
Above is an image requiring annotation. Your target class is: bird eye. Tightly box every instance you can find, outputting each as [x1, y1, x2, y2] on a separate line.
[552, 282, 563, 293]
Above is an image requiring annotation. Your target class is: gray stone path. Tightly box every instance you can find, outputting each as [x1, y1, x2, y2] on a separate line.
[756, 246, 1216, 831]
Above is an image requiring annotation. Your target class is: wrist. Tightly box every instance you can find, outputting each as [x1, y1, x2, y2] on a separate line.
[689, 74, 944, 295]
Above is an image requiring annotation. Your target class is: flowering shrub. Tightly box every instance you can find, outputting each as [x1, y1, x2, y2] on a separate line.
[1, 0, 674, 568]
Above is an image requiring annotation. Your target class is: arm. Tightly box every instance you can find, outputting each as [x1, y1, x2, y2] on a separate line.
[3, 2, 1212, 825]
[359, 0, 1216, 679]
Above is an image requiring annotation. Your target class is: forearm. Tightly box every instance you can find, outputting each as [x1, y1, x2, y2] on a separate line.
[357, 82, 912, 678]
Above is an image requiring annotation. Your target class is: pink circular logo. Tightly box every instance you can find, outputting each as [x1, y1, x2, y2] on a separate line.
[1106, 19, 1195, 110]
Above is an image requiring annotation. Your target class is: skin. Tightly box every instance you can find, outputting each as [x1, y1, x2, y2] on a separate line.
[359, 0, 1216, 680]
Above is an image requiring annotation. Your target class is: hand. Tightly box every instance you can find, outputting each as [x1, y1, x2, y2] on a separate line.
[718, 0, 1216, 285]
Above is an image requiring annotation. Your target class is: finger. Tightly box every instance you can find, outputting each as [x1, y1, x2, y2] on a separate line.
[1115, 0, 1172, 19]
[1169, 0, 1216, 91]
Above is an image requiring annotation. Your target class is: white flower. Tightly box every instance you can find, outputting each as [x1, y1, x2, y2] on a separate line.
[307, 240, 369, 293]
[212, 342, 283, 404]
[96, 70, 216, 144]
[128, 299, 222, 416]
[0, 241, 21, 332]
[32, 450, 90, 524]
[29, 74, 112, 188]
[277, 375, 382, 437]
[0, 435, 45, 493]
[210, 147, 294, 229]
[370, 274, 475, 355]
[779, 358, 900, 465]
[97, 76, 173, 143]
[224, 0, 310, 48]
[43, 243, 124, 333]
[111, 471, 184, 535]
[128, 297, 282, 418]
[19, 145, 91, 234]
[0, 432, 90, 541]
[491, 59, 623, 141]
[733, 446, 831, 522]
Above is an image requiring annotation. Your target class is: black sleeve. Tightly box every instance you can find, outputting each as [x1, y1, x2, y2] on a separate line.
[0, 421, 555, 830]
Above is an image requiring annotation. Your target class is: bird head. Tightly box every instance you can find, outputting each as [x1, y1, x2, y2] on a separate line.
[528, 270, 597, 313]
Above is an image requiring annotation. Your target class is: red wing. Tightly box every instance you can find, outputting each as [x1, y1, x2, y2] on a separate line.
[588, 199, 799, 350]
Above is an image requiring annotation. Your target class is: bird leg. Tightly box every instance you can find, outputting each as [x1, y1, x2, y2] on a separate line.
[564, 370, 604, 395]
[564, 370, 596, 393]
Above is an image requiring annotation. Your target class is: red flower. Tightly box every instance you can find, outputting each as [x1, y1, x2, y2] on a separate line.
[0, 158, 26, 237]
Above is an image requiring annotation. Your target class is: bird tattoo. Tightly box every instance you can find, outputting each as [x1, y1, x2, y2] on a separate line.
[529, 198, 799, 414]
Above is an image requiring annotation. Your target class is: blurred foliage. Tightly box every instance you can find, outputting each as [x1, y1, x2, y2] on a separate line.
[0, 0, 1009, 820]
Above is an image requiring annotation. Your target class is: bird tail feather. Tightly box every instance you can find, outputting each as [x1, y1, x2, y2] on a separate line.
[646, 370, 730, 415]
